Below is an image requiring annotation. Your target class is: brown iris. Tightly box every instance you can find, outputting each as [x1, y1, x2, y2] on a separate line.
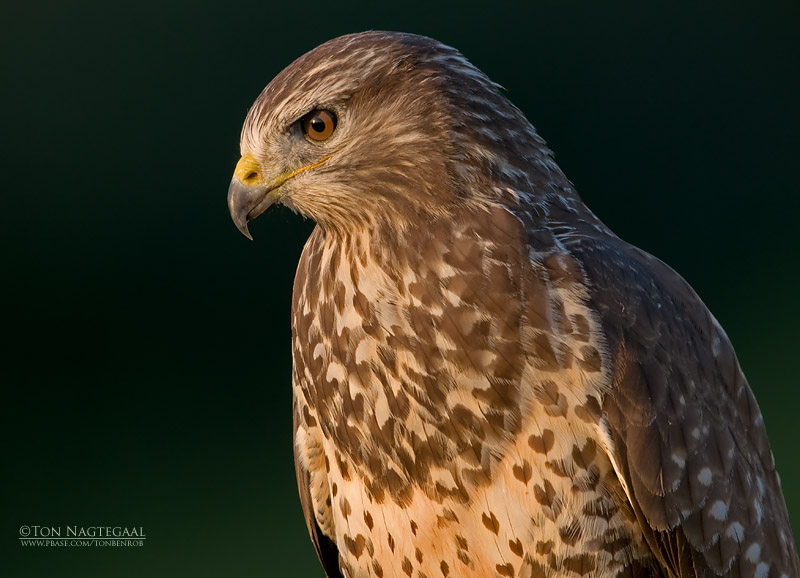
[301, 109, 337, 141]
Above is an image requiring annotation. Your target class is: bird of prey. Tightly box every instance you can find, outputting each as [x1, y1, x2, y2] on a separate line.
[227, 31, 798, 578]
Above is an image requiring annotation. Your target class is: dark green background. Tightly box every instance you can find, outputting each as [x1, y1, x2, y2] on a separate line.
[2, 0, 798, 576]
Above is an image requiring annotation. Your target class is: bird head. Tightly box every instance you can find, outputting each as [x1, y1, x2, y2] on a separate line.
[228, 31, 560, 239]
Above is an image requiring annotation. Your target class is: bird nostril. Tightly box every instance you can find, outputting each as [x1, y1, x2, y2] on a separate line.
[244, 171, 258, 183]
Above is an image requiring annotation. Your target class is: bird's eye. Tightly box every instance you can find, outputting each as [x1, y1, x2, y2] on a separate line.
[301, 109, 337, 141]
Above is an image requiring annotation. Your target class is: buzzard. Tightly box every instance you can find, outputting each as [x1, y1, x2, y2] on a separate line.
[227, 31, 798, 578]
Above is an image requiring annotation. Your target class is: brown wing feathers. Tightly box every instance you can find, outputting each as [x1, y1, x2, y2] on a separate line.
[572, 235, 799, 577]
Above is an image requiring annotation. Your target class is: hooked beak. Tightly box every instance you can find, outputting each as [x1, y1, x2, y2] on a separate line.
[227, 152, 330, 240]
[227, 177, 277, 241]
[227, 153, 276, 241]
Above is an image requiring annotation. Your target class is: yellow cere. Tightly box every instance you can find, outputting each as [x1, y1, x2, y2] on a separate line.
[233, 153, 264, 186]
[233, 153, 332, 191]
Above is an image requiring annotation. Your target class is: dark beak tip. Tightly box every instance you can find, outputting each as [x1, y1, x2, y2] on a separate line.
[231, 212, 254, 241]
[228, 177, 264, 241]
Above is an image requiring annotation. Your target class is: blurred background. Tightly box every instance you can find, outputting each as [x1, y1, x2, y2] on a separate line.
[2, 0, 798, 576]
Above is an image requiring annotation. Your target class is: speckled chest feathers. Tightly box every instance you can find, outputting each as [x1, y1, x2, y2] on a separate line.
[291, 205, 652, 578]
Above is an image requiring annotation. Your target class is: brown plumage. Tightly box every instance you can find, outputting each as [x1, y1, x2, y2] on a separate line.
[227, 31, 799, 578]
